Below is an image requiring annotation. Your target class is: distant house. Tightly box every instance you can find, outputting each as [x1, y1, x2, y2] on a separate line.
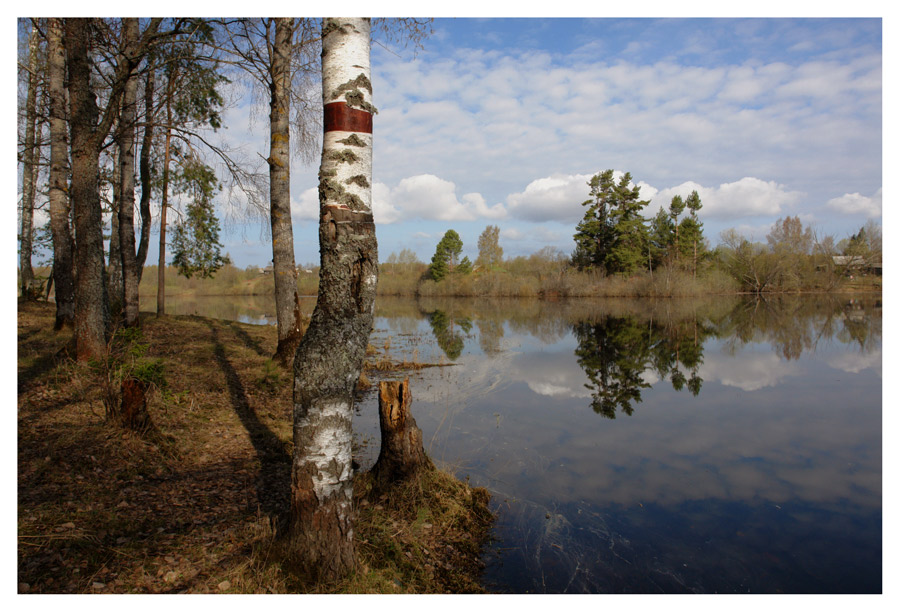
[260, 264, 274, 274]
[832, 255, 881, 275]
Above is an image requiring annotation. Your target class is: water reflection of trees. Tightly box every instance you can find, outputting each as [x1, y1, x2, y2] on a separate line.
[383, 295, 881, 395]
[574, 315, 713, 418]
[717, 295, 882, 360]
[476, 318, 504, 356]
[573, 296, 880, 418]
[426, 310, 472, 360]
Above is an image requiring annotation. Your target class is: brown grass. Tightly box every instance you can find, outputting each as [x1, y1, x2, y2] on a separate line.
[17, 300, 491, 594]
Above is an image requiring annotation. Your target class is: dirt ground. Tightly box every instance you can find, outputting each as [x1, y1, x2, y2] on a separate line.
[16, 300, 491, 594]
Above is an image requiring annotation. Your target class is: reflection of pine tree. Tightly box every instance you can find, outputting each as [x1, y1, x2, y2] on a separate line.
[427, 310, 471, 360]
[574, 317, 651, 418]
[574, 315, 710, 418]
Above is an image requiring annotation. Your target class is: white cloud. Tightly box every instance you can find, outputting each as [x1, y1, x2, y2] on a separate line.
[291, 187, 319, 223]
[825, 188, 882, 218]
[372, 182, 402, 225]
[287, 177, 505, 226]
[373, 174, 506, 223]
[650, 177, 805, 219]
[461, 192, 507, 219]
[505, 173, 805, 226]
[505, 173, 594, 223]
[369, 31, 880, 232]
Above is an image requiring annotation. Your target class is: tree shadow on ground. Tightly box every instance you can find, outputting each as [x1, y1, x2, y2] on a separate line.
[206, 321, 291, 524]
[225, 321, 268, 358]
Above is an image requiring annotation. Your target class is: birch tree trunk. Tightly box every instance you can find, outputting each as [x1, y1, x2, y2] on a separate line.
[269, 18, 303, 365]
[66, 18, 110, 360]
[65, 17, 160, 356]
[19, 23, 39, 300]
[289, 17, 378, 582]
[117, 17, 141, 327]
[108, 157, 123, 315]
[156, 97, 173, 317]
[135, 61, 155, 280]
[46, 18, 76, 329]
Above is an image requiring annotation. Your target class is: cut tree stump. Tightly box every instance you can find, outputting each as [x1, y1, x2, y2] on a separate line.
[371, 378, 433, 488]
[117, 378, 152, 431]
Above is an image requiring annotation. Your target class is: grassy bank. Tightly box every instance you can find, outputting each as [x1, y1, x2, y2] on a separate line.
[17, 301, 492, 594]
[134, 260, 880, 302]
[137, 264, 319, 298]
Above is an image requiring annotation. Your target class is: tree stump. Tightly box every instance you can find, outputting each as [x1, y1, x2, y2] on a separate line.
[371, 378, 433, 488]
[118, 378, 152, 432]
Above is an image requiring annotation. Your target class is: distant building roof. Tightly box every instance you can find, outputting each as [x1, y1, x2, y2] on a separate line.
[832, 255, 881, 269]
[832, 255, 865, 266]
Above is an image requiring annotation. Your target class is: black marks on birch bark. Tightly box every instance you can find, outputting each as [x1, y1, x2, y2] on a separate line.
[318, 176, 365, 212]
[329, 74, 376, 114]
[336, 134, 366, 147]
[325, 149, 359, 164]
[331, 74, 372, 99]
[345, 174, 369, 188]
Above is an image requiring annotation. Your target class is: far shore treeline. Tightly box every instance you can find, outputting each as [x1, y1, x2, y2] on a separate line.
[116, 170, 887, 299]
[28, 205, 880, 303]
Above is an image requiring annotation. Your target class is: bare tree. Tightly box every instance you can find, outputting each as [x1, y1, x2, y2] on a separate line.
[65, 17, 164, 360]
[219, 18, 320, 364]
[19, 22, 40, 299]
[117, 18, 141, 327]
[46, 18, 75, 329]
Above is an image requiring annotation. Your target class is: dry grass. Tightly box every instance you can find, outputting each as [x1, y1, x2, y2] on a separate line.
[346, 469, 493, 593]
[17, 300, 492, 594]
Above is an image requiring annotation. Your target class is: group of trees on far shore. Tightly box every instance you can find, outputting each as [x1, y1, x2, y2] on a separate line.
[391, 170, 881, 296]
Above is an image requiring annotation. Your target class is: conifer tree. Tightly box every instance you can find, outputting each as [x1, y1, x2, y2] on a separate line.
[573, 170, 650, 275]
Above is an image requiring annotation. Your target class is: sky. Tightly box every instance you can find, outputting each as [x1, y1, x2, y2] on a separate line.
[211, 14, 884, 268]
[11, 9, 886, 270]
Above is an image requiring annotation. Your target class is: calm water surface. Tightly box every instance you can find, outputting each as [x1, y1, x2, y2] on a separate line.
[151, 294, 882, 593]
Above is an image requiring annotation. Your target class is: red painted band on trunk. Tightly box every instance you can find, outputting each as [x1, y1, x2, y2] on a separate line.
[324, 102, 372, 134]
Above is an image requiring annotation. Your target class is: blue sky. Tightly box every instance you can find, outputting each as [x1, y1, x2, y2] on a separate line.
[214, 15, 883, 268]
[13, 12, 885, 269]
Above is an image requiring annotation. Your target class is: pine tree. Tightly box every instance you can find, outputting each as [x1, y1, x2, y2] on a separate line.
[573, 170, 650, 275]
[429, 229, 463, 281]
[169, 158, 230, 279]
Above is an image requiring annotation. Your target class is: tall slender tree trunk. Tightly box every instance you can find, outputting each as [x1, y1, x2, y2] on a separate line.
[19, 23, 39, 299]
[118, 17, 141, 327]
[108, 155, 123, 316]
[289, 17, 378, 582]
[135, 61, 155, 280]
[156, 96, 173, 317]
[46, 18, 75, 329]
[269, 18, 303, 366]
[66, 17, 110, 360]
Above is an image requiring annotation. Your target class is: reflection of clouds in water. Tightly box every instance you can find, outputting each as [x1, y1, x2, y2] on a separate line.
[368, 318, 880, 513]
[699, 349, 800, 391]
[405, 341, 592, 402]
[641, 370, 660, 385]
[827, 348, 881, 376]
[512, 352, 592, 399]
[406, 344, 880, 512]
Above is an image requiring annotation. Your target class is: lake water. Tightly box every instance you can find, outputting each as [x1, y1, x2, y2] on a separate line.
[148, 293, 883, 593]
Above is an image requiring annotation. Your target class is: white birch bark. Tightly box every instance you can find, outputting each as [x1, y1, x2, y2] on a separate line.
[19, 23, 39, 298]
[290, 16, 377, 582]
